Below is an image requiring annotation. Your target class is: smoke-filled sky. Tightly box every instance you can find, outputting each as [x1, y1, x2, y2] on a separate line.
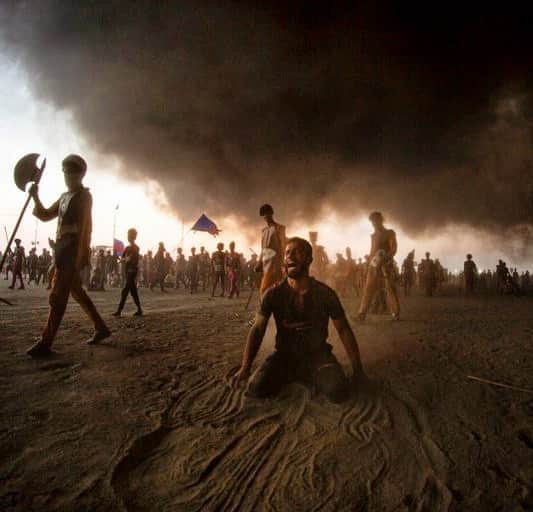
[0, 1, 532, 261]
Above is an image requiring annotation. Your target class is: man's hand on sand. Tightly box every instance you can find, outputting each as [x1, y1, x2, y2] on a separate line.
[228, 366, 251, 389]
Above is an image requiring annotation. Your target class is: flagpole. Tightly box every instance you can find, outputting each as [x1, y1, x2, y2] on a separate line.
[113, 204, 119, 254]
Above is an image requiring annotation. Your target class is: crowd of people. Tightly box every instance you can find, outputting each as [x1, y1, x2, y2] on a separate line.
[2, 239, 532, 300]
[1, 153, 532, 404]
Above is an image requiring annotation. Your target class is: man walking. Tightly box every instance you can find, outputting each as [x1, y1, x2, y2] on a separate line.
[26, 154, 110, 356]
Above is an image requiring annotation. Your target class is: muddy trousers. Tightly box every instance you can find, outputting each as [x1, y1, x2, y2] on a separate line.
[358, 264, 400, 317]
[41, 265, 108, 348]
[247, 347, 350, 403]
[189, 271, 198, 293]
[212, 272, 225, 296]
[175, 271, 187, 288]
[117, 272, 141, 312]
[10, 268, 24, 288]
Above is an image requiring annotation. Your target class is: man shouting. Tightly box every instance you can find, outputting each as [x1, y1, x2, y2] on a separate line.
[26, 155, 110, 357]
[230, 237, 365, 403]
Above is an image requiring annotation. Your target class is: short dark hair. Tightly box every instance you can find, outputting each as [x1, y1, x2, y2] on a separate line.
[259, 204, 274, 216]
[128, 228, 137, 238]
[62, 154, 87, 175]
[369, 211, 383, 223]
[286, 237, 313, 260]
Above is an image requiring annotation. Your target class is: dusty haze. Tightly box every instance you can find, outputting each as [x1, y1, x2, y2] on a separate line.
[1, 2, 531, 258]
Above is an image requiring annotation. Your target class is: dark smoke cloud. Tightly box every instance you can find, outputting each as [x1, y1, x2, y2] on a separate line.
[1, 1, 531, 238]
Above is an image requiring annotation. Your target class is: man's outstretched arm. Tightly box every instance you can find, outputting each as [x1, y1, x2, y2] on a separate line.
[333, 316, 365, 381]
[230, 313, 268, 388]
[29, 184, 59, 222]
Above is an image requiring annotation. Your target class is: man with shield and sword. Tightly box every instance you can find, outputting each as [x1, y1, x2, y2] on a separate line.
[26, 154, 111, 356]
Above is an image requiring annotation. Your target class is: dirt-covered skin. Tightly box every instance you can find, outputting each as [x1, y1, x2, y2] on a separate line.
[0, 284, 532, 512]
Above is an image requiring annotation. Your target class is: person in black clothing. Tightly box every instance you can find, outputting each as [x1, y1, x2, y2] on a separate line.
[230, 237, 366, 403]
[150, 242, 167, 292]
[113, 228, 142, 317]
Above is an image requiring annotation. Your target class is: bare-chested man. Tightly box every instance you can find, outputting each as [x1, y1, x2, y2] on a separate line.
[309, 231, 329, 281]
[401, 250, 416, 297]
[357, 211, 400, 321]
[255, 204, 286, 297]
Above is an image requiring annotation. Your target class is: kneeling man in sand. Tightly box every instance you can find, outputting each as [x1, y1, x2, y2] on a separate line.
[230, 237, 366, 403]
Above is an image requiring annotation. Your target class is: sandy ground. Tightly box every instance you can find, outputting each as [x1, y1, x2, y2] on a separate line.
[0, 282, 532, 512]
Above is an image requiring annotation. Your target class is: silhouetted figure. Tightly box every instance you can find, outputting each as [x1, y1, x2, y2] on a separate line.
[419, 252, 437, 297]
[357, 211, 400, 321]
[113, 228, 142, 316]
[464, 254, 478, 295]
[401, 250, 416, 296]
[211, 243, 226, 296]
[8, 239, 25, 290]
[26, 154, 110, 357]
[256, 204, 286, 297]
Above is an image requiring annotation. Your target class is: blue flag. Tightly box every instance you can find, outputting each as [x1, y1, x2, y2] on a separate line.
[113, 238, 125, 256]
[190, 214, 221, 236]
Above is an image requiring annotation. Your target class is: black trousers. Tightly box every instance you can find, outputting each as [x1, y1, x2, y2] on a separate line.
[118, 272, 141, 312]
[247, 346, 350, 403]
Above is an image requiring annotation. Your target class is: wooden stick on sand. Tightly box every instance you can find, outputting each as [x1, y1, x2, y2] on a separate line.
[467, 375, 533, 395]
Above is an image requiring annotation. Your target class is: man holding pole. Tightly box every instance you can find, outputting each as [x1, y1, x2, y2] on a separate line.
[26, 154, 111, 357]
[256, 204, 286, 297]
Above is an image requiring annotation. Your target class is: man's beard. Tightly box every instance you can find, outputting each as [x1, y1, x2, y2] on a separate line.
[286, 264, 309, 279]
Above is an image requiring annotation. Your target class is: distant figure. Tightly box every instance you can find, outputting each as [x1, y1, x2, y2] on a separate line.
[26, 154, 110, 356]
[92, 248, 106, 291]
[495, 260, 509, 294]
[309, 231, 329, 281]
[198, 246, 211, 291]
[175, 247, 187, 289]
[224, 242, 240, 299]
[8, 238, 25, 290]
[145, 250, 154, 288]
[463, 254, 478, 295]
[419, 252, 437, 297]
[401, 250, 416, 296]
[27, 247, 39, 284]
[345, 247, 357, 296]
[230, 237, 366, 403]
[211, 242, 226, 296]
[36, 249, 50, 285]
[188, 247, 199, 294]
[333, 252, 348, 295]
[521, 271, 530, 294]
[256, 204, 286, 297]
[357, 212, 400, 321]
[434, 259, 446, 291]
[151, 242, 167, 292]
[113, 228, 142, 317]
[3, 248, 13, 280]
